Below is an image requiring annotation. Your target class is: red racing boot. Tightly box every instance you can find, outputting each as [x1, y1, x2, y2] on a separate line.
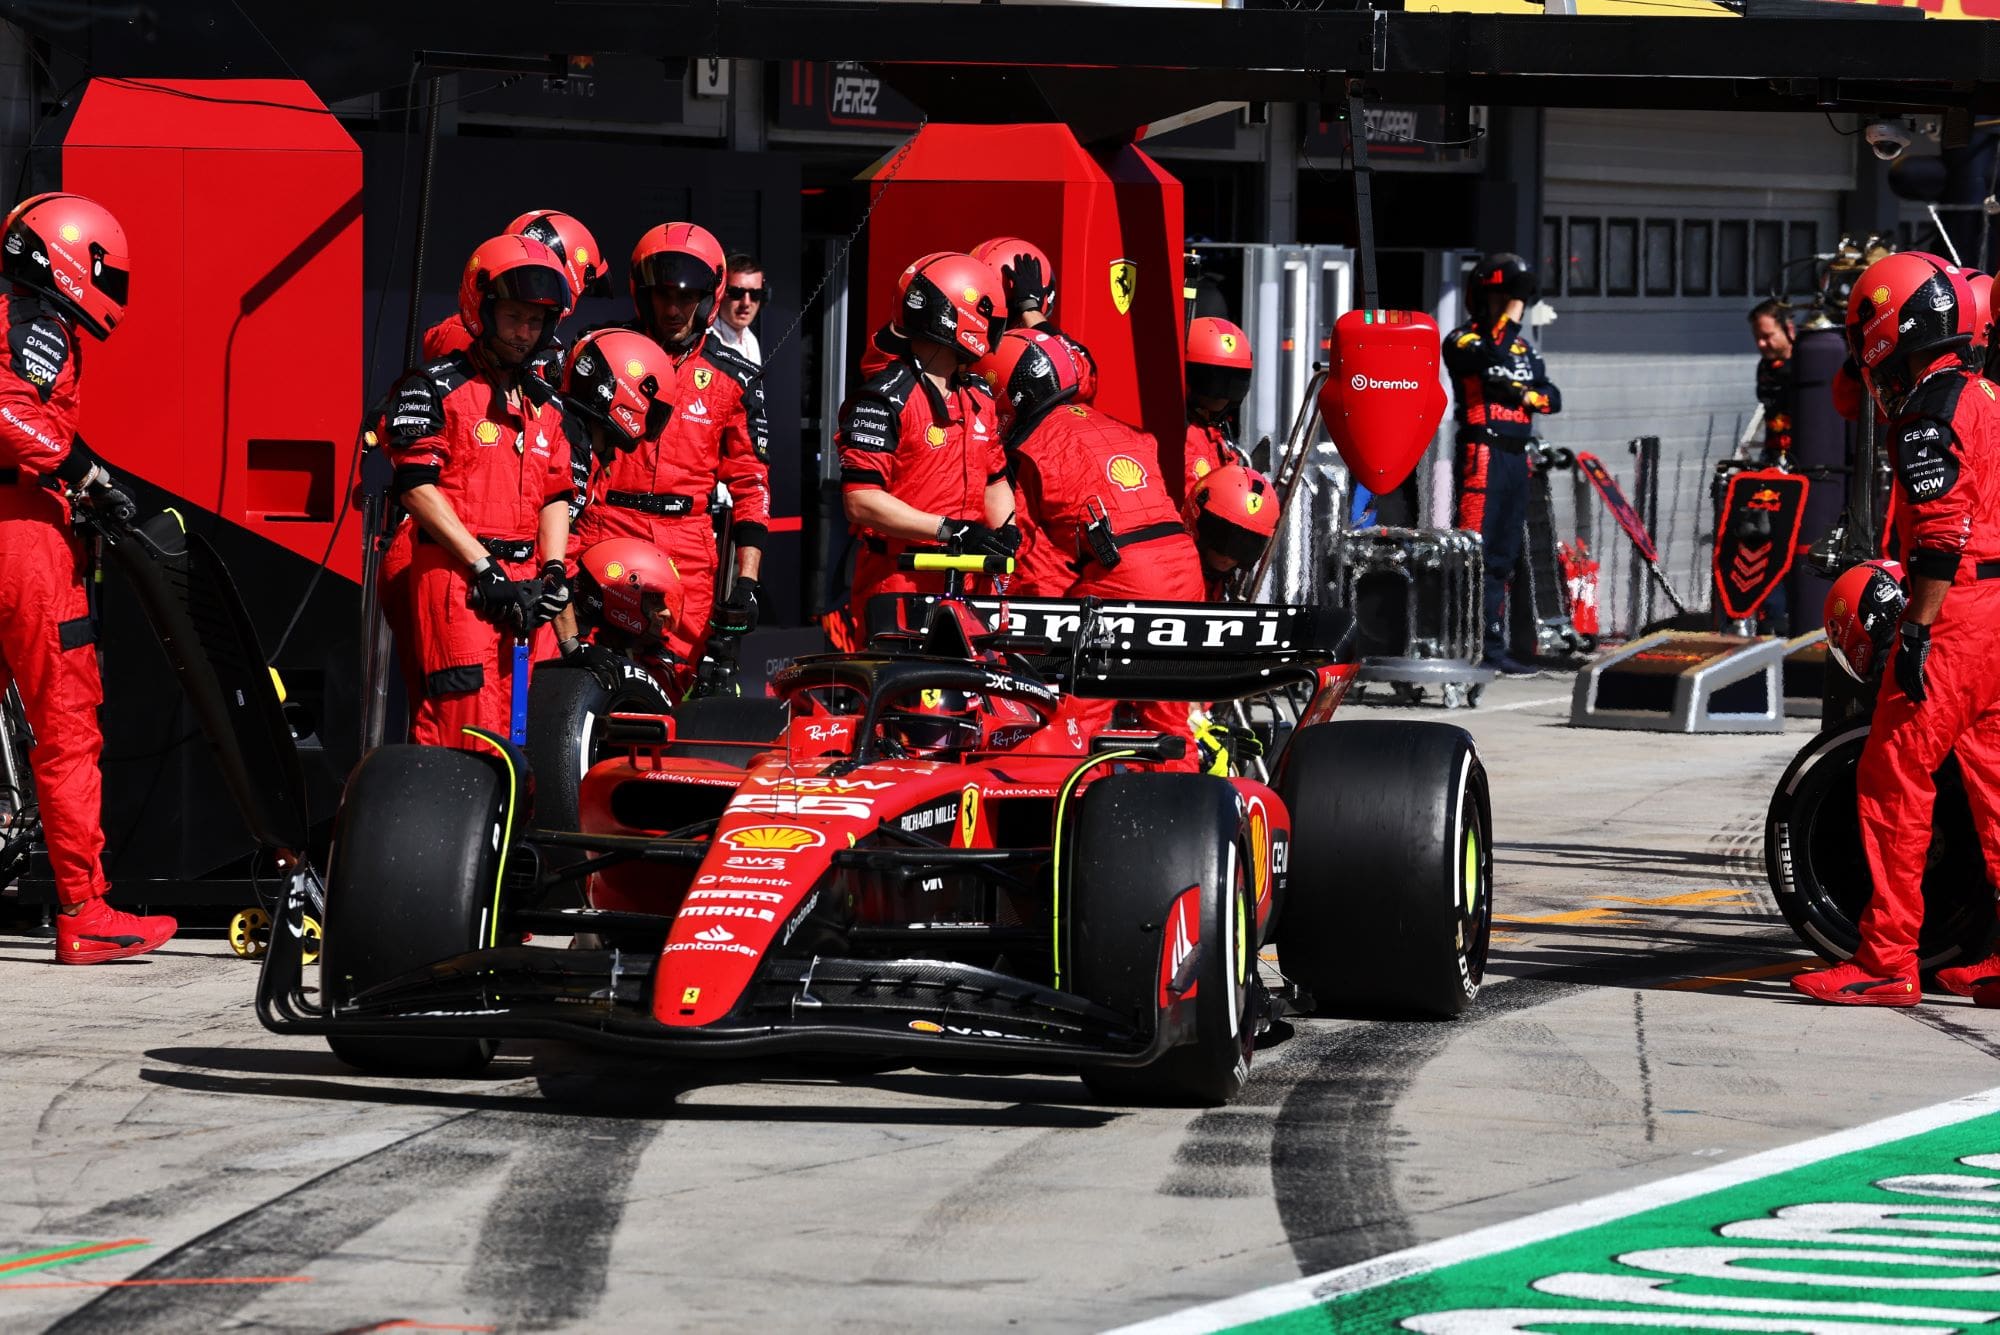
[55, 896, 177, 965]
[1935, 952, 2000, 998]
[1791, 960, 1921, 1007]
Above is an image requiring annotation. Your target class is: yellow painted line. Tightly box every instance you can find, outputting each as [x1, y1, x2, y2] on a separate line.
[1599, 888, 1753, 908]
[1495, 908, 1646, 927]
[1656, 959, 1812, 992]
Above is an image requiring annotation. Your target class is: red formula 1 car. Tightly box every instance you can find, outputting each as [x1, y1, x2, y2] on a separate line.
[258, 557, 1493, 1105]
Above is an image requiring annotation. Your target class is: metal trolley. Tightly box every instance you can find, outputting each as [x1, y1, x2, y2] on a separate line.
[1333, 525, 1495, 709]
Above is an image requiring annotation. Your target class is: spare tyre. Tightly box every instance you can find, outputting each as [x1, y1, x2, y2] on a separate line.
[1766, 723, 1993, 969]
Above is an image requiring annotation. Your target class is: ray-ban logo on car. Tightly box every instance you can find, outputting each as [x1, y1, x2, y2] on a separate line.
[720, 825, 824, 853]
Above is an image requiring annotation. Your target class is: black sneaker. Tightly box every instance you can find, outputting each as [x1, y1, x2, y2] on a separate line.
[1480, 655, 1540, 678]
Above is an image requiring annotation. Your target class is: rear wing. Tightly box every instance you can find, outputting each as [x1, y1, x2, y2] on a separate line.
[887, 595, 1354, 701]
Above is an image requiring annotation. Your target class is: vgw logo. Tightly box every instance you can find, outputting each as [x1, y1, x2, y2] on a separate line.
[1350, 373, 1423, 391]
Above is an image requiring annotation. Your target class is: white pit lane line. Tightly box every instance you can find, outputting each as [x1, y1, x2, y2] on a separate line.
[1102, 1083, 2000, 1335]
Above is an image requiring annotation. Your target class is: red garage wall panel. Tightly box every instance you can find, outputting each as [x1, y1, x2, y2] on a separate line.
[63, 78, 364, 579]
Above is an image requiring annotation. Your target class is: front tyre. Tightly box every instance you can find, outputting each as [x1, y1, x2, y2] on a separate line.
[1275, 720, 1492, 1017]
[1070, 774, 1256, 1107]
[321, 745, 509, 1075]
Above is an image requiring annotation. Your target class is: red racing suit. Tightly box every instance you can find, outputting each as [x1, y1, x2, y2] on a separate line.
[0, 291, 109, 906]
[1444, 315, 1560, 530]
[1013, 403, 1206, 749]
[1184, 419, 1241, 501]
[1853, 363, 2000, 979]
[384, 351, 572, 748]
[862, 321, 1097, 402]
[838, 358, 1005, 628]
[1012, 404, 1206, 602]
[569, 333, 769, 668]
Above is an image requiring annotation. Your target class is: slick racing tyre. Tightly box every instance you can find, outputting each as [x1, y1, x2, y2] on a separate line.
[1275, 720, 1491, 1018]
[1070, 774, 1257, 1107]
[1766, 723, 1993, 969]
[525, 662, 672, 900]
[321, 745, 509, 1075]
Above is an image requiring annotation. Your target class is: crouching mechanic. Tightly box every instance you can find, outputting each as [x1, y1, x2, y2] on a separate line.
[1446, 253, 1560, 676]
[1184, 317, 1253, 497]
[563, 537, 687, 695]
[976, 327, 1203, 754]
[574, 221, 769, 680]
[1792, 252, 2000, 1006]
[839, 252, 1014, 633]
[385, 234, 575, 748]
[1183, 461, 1280, 601]
[0, 192, 176, 962]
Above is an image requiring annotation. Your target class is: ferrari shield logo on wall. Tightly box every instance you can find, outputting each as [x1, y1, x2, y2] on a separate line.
[1109, 259, 1136, 316]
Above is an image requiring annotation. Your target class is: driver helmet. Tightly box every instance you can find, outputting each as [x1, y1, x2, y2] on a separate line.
[879, 687, 983, 758]
[1824, 558, 1906, 682]
[1184, 462, 1279, 572]
[575, 538, 685, 644]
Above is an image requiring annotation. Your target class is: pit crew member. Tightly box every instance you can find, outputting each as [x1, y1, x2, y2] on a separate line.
[838, 252, 1013, 631]
[572, 221, 769, 673]
[0, 192, 178, 962]
[1184, 461, 1280, 602]
[1792, 252, 2000, 1007]
[1184, 316, 1252, 498]
[969, 235, 1098, 401]
[383, 234, 574, 748]
[1445, 252, 1561, 676]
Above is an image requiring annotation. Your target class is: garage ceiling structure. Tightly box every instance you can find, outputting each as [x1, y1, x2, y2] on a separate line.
[13, 0, 2000, 141]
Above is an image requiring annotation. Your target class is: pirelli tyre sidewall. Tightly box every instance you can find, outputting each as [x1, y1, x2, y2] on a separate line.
[1274, 720, 1492, 1018]
[321, 744, 508, 1075]
[1766, 722, 1994, 969]
[1071, 773, 1255, 1108]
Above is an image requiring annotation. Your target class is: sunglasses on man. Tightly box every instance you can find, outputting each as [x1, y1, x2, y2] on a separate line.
[726, 285, 766, 303]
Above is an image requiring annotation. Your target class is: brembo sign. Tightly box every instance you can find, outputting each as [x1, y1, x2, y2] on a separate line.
[1350, 373, 1424, 392]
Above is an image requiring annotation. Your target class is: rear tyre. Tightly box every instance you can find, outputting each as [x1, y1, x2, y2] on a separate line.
[525, 663, 672, 903]
[1275, 720, 1491, 1018]
[322, 744, 508, 1075]
[1766, 723, 1993, 968]
[1070, 774, 1255, 1107]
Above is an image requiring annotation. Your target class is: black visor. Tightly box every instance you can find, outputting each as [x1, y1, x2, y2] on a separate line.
[633, 250, 717, 294]
[91, 245, 128, 306]
[490, 263, 569, 310]
[1187, 363, 1252, 405]
[1195, 510, 1269, 570]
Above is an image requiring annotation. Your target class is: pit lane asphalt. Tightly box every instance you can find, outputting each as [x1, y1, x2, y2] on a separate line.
[4, 676, 1999, 1333]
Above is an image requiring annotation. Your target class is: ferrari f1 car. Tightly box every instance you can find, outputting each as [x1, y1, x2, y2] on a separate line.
[257, 556, 1492, 1105]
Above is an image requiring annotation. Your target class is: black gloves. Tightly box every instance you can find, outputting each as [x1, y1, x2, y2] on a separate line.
[560, 634, 627, 690]
[56, 441, 136, 527]
[532, 560, 571, 624]
[936, 518, 1021, 559]
[467, 558, 538, 632]
[1002, 251, 1052, 315]
[712, 576, 761, 638]
[1896, 621, 1932, 704]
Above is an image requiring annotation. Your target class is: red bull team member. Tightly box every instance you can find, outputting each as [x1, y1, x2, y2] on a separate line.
[1445, 252, 1561, 675]
[0, 192, 176, 962]
[1184, 317, 1252, 498]
[839, 252, 1013, 632]
[572, 221, 770, 672]
[1792, 252, 2000, 1006]
[975, 328, 1202, 601]
[385, 234, 575, 748]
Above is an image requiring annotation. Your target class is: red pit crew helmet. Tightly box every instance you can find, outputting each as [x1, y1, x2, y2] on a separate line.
[576, 538, 685, 643]
[970, 235, 1055, 314]
[902, 252, 1005, 362]
[631, 221, 727, 349]
[1, 192, 130, 339]
[1185, 461, 1279, 571]
[458, 234, 572, 354]
[1186, 316, 1253, 408]
[971, 327, 1083, 438]
[564, 328, 674, 451]
[507, 209, 611, 300]
[1824, 558, 1906, 682]
[1845, 251, 1974, 412]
